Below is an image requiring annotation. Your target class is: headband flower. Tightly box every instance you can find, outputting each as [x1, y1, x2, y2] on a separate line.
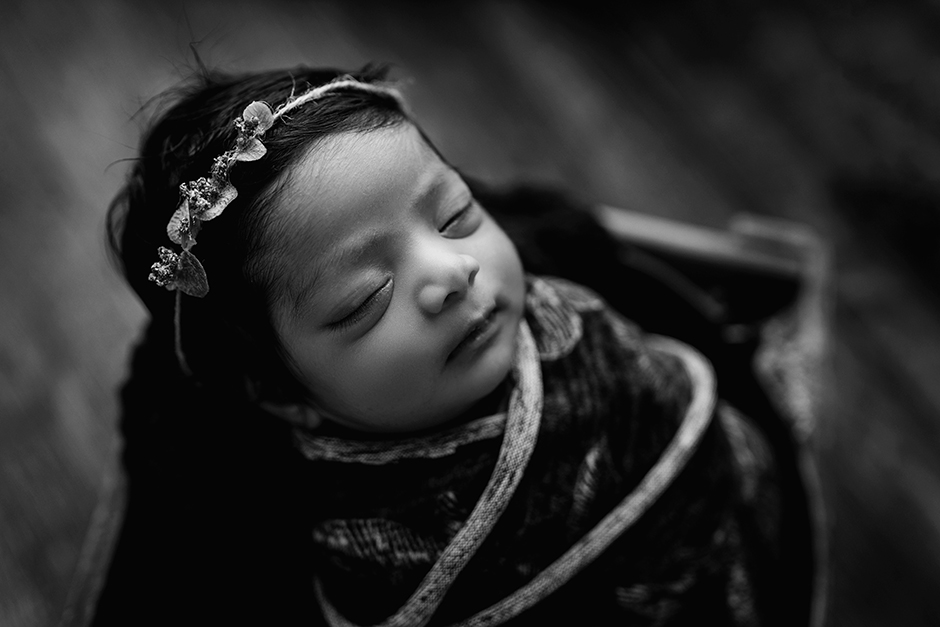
[148, 101, 274, 296]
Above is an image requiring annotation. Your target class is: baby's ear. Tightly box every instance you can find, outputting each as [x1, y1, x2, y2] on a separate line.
[258, 400, 323, 430]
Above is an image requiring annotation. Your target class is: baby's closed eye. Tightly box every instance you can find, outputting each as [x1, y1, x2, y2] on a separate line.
[438, 201, 482, 238]
[329, 277, 393, 332]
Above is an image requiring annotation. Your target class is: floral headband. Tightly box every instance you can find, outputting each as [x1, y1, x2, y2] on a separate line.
[146, 75, 405, 373]
[148, 76, 405, 297]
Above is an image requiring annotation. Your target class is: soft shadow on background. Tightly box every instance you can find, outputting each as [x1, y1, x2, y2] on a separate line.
[2, 1, 940, 625]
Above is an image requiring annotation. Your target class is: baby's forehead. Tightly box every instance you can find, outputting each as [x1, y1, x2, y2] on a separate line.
[280, 122, 439, 219]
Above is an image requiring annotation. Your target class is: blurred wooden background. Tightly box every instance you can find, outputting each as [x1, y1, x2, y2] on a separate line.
[2, 1, 940, 625]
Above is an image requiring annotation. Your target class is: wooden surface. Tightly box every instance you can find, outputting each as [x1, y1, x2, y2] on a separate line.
[2, 1, 940, 625]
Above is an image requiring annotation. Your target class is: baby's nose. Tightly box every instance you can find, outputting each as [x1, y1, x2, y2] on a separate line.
[417, 253, 480, 314]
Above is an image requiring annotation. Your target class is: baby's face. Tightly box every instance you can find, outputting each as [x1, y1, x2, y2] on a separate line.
[270, 123, 525, 433]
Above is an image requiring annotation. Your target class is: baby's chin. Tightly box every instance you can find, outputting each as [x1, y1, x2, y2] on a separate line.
[388, 373, 513, 433]
[441, 344, 517, 425]
[327, 369, 514, 436]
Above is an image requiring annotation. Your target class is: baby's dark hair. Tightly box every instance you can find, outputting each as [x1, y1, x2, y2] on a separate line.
[109, 64, 408, 404]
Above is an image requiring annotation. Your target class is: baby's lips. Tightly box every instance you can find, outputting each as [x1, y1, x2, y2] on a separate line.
[447, 304, 498, 360]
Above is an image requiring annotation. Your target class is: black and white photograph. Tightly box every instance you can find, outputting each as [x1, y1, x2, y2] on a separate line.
[2, 1, 939, 625]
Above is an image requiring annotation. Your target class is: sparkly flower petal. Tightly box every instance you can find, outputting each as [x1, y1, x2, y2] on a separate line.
[235, 138, 267, 162]
[201, 182, 237, 221]
[243, 101, 274, 133]
[175, 250, 209, 297]
[210, 154, 233, 180]
[148, 246, 180, 288]
[167, 201, 190, 246]
[177, 222, 198, 251]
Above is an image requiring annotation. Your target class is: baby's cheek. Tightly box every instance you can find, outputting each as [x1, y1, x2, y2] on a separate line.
[491, 237, 526, 307]
[352, 328, 437, 400]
